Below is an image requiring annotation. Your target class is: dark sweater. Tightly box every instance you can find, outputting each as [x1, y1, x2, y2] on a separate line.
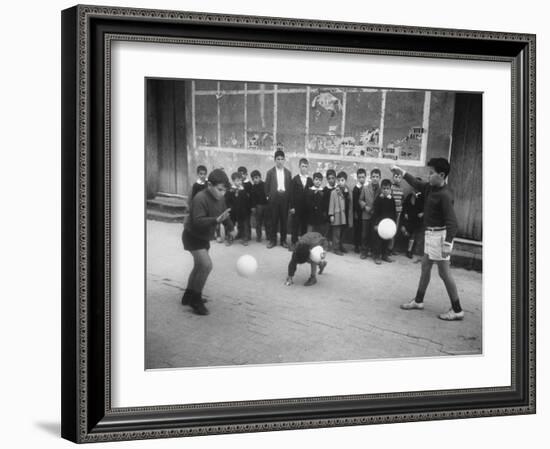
[305, 187, 325, 226]
[184, 189, 233, 241]
[401, 192, 424, 233]
[250, 181, 268, 207]
[225, 187, 251, 221]
[289, 175, 314, 212]
[403, 173, 458, 243]
[191, 181, 207, 199]
[372, 194, 397, 226]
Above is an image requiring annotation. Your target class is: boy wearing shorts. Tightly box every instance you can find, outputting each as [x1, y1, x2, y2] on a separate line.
[391, 159, 464, 321]
[181, 169, 236, 315]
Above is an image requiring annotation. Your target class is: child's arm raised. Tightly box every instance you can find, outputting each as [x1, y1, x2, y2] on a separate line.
[391, 165, 427, 192]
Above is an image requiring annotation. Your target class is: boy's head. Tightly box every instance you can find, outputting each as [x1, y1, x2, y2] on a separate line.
[380, 179, 392, 197]
[427, 158, 450, 186]
[370, 168, 381, 186]
[392, 171, 402, 185]
[298, 158, 309, 175]
[250, 170, 262, 184]
[274, 150, 286, 169]
[336, 171, 348, 188]
[196, 165, 207, 181]
[231, 171, 243, 187]
[207, 169, 230, 200]
[312, 172, 323, 188]
[237, 166, 248, 179]
[356, 168, 367, 185]
[326, 169, 336, 187]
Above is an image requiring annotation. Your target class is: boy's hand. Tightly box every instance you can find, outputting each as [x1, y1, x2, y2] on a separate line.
[285, 276, 294, 286]
[289, 208, 296, 215]
[216, 208, 231, 223]
[401, 226, 409, 237]
[329, 216, 335, 224]
[251, 207, 256, 214]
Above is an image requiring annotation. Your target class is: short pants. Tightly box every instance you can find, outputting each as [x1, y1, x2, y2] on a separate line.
[182, 229, 210, 251]
[424, 228, 452, 261]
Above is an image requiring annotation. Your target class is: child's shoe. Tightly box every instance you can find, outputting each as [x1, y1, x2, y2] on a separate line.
[374, 257, 382, 265]
[382, 255, 394, 263]
[438, 308, 465, 321]
[190, 292, 209, 316]
[181, 289, 193, 306]
[304, 276, 317, 286]
[400, 299, 424, 310]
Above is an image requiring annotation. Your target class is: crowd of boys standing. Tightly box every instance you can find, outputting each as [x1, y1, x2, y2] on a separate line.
[190, 150, 425, 264]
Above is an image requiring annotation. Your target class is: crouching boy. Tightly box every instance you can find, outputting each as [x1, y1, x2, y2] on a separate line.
[285, 232, 328, 287]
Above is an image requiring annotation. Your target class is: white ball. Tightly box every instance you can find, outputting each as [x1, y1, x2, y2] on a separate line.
[309, 245, 325, 263]
[378, 218, 397, 240]
[236, 254, 258, 278]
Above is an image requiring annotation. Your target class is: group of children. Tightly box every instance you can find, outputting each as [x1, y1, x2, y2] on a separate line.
[191, 161, 425, 265]
[182, 153, 464, 322]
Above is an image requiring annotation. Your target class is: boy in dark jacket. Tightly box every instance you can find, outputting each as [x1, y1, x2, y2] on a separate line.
[352, 168, 367, 253]
[305, 172, 326, 234]
[372, 179, 397, 264]
[225, 172, 251, 246]
[289, 158, 313, 250]
[191, 165, 208, 199]
[250, 170, 269, 242]
[401, 188, 425, 258]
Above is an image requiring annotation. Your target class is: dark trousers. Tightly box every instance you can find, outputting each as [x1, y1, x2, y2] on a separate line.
[237, 217, 250, 242]
[353, 217, 362, 248]
[291, 209, 308, 244]
[254, 204, 269, 240]
[269, 191, 289, 244]
[361, 219, 374, 254]
[373, 233, 391, 258]
[332, 225, 346, 250]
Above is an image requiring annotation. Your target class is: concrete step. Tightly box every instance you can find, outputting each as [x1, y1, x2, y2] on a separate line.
[147, 209, 188, 223]
[147, 196, 189, 214]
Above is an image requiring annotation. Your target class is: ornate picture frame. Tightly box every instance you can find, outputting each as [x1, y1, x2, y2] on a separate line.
[61, 4, 536, 443]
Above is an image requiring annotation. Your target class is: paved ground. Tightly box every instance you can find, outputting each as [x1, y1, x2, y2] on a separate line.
[145, 220, 482, 369]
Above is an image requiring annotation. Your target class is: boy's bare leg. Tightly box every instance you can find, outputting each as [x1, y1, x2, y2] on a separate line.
[436, 260, 462, 312]
[415, 254, 434, 302]
[189, 249, 213, 294]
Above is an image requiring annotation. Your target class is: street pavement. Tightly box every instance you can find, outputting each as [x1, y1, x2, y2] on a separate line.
[146, 220, 482, 369]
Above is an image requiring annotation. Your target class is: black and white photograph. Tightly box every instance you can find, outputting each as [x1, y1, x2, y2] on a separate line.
[145, 78, 483, 369]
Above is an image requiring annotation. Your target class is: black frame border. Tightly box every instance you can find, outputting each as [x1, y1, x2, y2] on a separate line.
[61, 4, 536, 443]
